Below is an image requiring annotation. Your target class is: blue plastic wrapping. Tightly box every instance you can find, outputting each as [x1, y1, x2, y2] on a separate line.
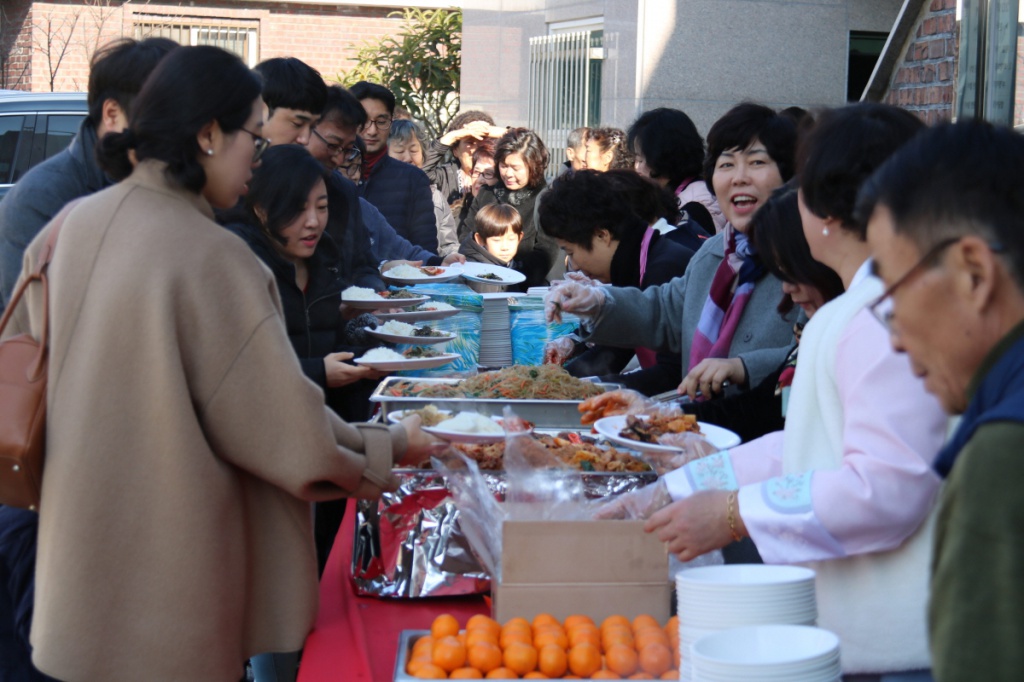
[509, 297, 580, 366]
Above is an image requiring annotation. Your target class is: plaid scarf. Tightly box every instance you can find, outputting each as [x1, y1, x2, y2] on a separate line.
[688, 225, 764, 371]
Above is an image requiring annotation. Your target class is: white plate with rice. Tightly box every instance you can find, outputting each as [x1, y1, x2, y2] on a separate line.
[340, 286, 431, 310]
[363, 320, 455, 345]
[380, 263, 460, 286]
[392, 410, 529, 444]
[451, 262, 526, 286]
[373, 301, 460, 322]
[353, 347, 460, 371]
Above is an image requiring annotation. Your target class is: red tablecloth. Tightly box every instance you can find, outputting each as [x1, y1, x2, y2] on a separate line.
[297, 500, 489, 682]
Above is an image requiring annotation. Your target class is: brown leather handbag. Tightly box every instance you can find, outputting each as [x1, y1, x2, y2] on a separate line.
[0, 212, 67, 511]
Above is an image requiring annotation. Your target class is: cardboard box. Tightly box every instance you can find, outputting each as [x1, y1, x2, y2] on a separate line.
[492, 519, 671, 624]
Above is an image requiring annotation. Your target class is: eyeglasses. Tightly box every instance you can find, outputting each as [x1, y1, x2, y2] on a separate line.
[240, 128, 270, 162]
[472, 168, 496, 181]
[869, 236, 975, 332]
[362, 115, 393, 132]
[311, 128, 360, 163]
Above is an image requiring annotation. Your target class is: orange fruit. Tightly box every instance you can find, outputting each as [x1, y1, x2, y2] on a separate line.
[602, 625, 635, 649]
[568, 642, 602, 678]
[532, 613, 560, 630]
[468, 641, 503, 674]
[412, 662, 448, 679]
[567, 624, 601, 648]
[601, 615, 632, 631]
[485, 667, 519, 679]
[533, 627, 569, 650]
[523, 674, 549, 679]
[564, 614, 595, 630]
[672, 643, 681, 669]
[468, 614, 502, 638]
[503, 640, 539, 676]
[505, 616, 532, 630]
[661, 670, 680, 679]
[592, 671, 622, 679]
[605, 643, 639, 677]
[537, 643, 568, 678]
[406, 654, 435, 675]
[433, 635, 468, 673]
[413, 635, 435, 654]
[638, 642, 672, 677]
[450, 667, 484, 679]
[500, 628, 533, 649]
[627, 674, 649, 680]
[632, 614, 660, 631]
[432, 613, 461, 639]
[664, 615, 679, 635]
[633, 626, 668, 649]
[467, 629, 499, 648]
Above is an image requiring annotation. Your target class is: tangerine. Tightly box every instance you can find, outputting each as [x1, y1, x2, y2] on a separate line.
[564, 614, 595, 630]
[468, 614, 502, 638]
[632, 614, 660, 631]
[533, 627, 569, 650]
[531, 613, 560, 630]
[499, 628, 533, 649]
[413, 636, 435, 655]
[467, 629, 498, 648]
[450, 667, 484, 679]
[406, 655, 435, 676]
[468, 640, 503, 674]
[601, 615, 632, 631]
[485, 667, 520, 679]
[433, 635, 468, 673]
[604, 643, 639, 677]
[505, 616, 532, 631]
[592, 671, 622, 679]
[567, 624, 601, 648]
[523, 674, 549, 679]
[537, 643, 568, 678]
[431, 613, 461, 639]
[638, 642, 672, 677]
[503, 640, 539, 676]
[567, 642, 602, 678]
[633, 626, 668, 650]
[602, 625, 635, 649]
[664, 615, 679, 636]
[412, 662, 448, 679]
[661, 670, 680, 680]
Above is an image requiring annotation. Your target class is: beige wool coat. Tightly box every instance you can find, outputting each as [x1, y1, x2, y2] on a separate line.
[4, 161, 408, 682]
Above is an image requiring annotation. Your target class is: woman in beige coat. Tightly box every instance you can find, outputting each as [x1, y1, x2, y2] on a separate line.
[4, 46, 437, 682]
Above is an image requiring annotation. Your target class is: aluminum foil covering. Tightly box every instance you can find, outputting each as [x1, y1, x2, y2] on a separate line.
[351, 467, 657, 599]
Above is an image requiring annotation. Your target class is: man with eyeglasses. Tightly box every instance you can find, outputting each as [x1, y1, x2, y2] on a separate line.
[253, 57, 325, 146]
[349, 81, 438, 253]
[861, 120, 1024, 682]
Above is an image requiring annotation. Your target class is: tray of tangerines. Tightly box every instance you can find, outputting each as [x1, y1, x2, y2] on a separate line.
[395, 612, 681, 680]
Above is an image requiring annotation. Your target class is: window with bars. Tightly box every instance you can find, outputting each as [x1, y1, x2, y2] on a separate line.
[528, 30, 604, 173]
[134, 16, 259, 66]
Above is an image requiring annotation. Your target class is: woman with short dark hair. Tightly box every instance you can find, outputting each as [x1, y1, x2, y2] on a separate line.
[547, 103, 800, 401]
[540, 170, 693, 394]
[8, 46, 436, 682]
[628, 107, 726, 234]
[463, 127, 560, 287]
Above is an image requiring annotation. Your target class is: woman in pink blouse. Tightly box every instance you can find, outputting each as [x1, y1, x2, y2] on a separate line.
[635, 104, 947, 679]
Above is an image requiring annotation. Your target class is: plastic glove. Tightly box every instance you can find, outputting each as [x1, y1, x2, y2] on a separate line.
[578, 389, 655, 425]
[591, 479, 673, 520]
[544, 281, 606, 323]
[642, 432, 721, 475]
[679, 357, 746, 401]
[561, 270, 598, 286]
[543, 336, 578, 365]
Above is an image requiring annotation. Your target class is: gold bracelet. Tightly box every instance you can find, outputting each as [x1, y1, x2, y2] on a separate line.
[726, 490, 743, 543]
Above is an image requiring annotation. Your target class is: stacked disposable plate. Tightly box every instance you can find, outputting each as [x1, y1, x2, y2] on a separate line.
[477, 293, 514, 368]
[676, 565, 818, 681]
[691, 624, 841, 681]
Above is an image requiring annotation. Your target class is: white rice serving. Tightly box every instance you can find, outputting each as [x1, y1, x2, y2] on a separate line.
[417, 301, 455, 311]
[342, 286, 384, 301]
[358, 347, 406, 362]
[437, 412, 504, 434]
[385, 264, 430, 279]
[379, 320, 418, 335]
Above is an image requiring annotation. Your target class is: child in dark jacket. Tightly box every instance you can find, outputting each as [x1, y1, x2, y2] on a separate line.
[458, 203, 527, 292]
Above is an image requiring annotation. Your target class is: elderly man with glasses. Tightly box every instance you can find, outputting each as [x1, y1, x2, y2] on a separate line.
[861, 120, 1024, 682]
[349, 81, 439, 253]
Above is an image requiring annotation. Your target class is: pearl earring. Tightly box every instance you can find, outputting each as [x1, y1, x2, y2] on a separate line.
[822, 227, 829, 237]
[206, 149, 214, 156]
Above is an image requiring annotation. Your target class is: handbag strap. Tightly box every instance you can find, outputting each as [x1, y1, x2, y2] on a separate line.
[0, 200, 77, 379]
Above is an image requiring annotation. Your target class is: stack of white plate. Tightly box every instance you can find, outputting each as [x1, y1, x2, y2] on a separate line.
[478, 293, 513, 368]
[526, 286, 550, 297]
[691, 624, 841, 681]
[676, 565, 818, 681]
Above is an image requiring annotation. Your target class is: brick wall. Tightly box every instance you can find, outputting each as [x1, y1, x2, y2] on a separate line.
[884, 0, 958, 124]
[1, 1, 409, 92]
[1, 0, 34, 90]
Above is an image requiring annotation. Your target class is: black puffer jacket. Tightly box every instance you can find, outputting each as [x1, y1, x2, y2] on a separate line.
[224, 220, 377, 420]
[358, 155, 438, 254]
[326, 171, 386, 290]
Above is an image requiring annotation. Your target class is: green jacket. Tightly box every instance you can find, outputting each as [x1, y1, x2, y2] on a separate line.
[929, 330, 1024, 681]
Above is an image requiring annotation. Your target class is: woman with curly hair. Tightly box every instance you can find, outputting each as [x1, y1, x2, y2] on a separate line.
[583, 126, 634, 172]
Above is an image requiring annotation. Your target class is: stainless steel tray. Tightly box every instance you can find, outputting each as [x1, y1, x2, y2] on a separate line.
[393, 628, 668, 680]
[370, 376, 619, 429]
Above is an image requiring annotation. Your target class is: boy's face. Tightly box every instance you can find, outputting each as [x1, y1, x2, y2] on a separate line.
[359, 97, 393, 154]
[477, 227, 522, 263]
[263, 104, 317, 146]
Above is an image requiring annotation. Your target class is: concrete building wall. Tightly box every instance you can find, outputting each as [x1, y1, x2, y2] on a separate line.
[462, 0, 903, 136]
[0, 0, 413, 93]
